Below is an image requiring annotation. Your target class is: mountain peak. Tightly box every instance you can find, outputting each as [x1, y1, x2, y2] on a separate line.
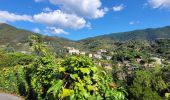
[0, 23, 16, 29]
[0, 23, 8, 25]
[0, 23, 6, 26]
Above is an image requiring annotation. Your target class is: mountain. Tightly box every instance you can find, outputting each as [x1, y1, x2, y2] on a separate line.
[81, 26, 170, 41]
[79, 26, 170, 50]
[0, 23, 77, 52]
[1, 23, 170, 52]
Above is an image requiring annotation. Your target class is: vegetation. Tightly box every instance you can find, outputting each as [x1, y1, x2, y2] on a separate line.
[0, 24, 170, 100]
[0, 35, 127, 100]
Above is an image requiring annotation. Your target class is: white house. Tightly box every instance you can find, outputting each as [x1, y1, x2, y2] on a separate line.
[151, 57, 162, 65]
[69, 49, 80, 55]
[106, 56, 112, 60]
[97, 51, 102, 55]
[99, 49, 107, 53]
[89, 53, 93, 58]
[94, 54, 102, 59]
[66, 47, 80, 55]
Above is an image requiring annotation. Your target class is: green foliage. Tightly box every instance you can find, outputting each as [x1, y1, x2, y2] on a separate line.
[0, 67, 18, 93]
[28, 56, 57, 99]
[0, 40, 127, 100]
[0, 65, 29, 96]
[128, 70, 167, 100]
[1, 24, 170, 100]
[47, 56, 127, 100]
[0, 51, 34, 67]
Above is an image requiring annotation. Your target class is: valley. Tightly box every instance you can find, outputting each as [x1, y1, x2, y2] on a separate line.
[0, 23, 170, 99]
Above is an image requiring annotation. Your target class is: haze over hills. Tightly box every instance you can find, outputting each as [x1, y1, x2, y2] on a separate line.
[0, 23, 170, 52]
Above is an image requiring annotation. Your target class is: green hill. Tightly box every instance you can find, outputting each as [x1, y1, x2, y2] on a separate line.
[79, 26, 170, 51]
[0, 23, 77, 52]
[1, 23, 170, 52]
[81, 26, 170, 41]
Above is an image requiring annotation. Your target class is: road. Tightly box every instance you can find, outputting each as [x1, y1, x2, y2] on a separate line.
[0, 93, 22, 100]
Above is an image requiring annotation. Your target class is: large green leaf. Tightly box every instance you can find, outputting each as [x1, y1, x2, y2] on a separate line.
[70, 74, 78, 80]
[79, 68, 90, 74]
[59, 88, 74, 98]
[59, 67, 65, 72]
[47, 80, 63, 97]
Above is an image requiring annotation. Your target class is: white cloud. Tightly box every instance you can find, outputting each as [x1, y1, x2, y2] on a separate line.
[112, 4, 124, 12]
[35, 0, 44, 2]
[0, 10, 88, 31]
[129, 21, 140, 25]
[33, 10, 87, 29]
[43, 7, 52, 12]
[147, 0, 170, 9]
[0, 10, 32, 22]
[1, 0, 107, 34]
[0, 0, 107, 34]
[48, 0, 107, 19]
[33, 28, 40, 33]
[46, 27, 69, 35]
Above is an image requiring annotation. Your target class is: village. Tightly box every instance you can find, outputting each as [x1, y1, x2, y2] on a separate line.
[64, 46, 164, 73]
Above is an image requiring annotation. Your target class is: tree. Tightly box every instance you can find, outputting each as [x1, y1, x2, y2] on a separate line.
[128, 70, 163, 100]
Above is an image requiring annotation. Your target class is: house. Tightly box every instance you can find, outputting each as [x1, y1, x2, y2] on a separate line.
[151, 57, 162, 65]
[66, 47, 80, 55]
[80, 52, 86, 55]
[93, 54, 102, 59]
[66, 47, 73, 50]
[89, 53, 93, 58]
[136, 58, 143, 63]
[106, 56, 112, 60]
[143, 63, 155, 69]
[20, 51, 31, 54]
[99, 49, 107, 53]
[69, 49, 80, 55]
[17, 43, 22, 46]
[148, 64, 155, 68]
[20, 51, 27, 54]
[97, 51, 102, 55]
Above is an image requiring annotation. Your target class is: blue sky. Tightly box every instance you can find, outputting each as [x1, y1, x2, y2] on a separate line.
[0, 0, 170, 40]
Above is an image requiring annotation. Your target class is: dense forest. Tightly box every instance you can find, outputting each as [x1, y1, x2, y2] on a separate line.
[0, 24, 170, 100]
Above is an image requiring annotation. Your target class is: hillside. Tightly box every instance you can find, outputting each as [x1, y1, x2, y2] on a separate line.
[0, 23, 32, 45]
[79, 26, 170, 50]
[1, 23, 170, 52]
[83, 26, 170, 41]
[0, 23, 77, 52]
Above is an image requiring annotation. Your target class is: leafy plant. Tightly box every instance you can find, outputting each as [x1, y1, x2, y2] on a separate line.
[47, 56, 127, 100]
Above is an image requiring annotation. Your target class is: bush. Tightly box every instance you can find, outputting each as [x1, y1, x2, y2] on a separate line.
[4, 55, 126, 100]
[46, 56, 127, 100]
[0, 52, 34, 67]
[0, 67, 19, 93]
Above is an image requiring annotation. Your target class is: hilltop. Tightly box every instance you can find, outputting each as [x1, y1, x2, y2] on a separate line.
[0, 23, 77, 52]
[79, 26, 170, 50]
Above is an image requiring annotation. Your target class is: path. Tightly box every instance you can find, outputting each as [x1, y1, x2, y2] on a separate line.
[0, 93, 22, 100]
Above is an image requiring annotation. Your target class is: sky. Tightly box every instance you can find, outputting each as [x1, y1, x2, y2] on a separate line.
[0, 0, 170, 40]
